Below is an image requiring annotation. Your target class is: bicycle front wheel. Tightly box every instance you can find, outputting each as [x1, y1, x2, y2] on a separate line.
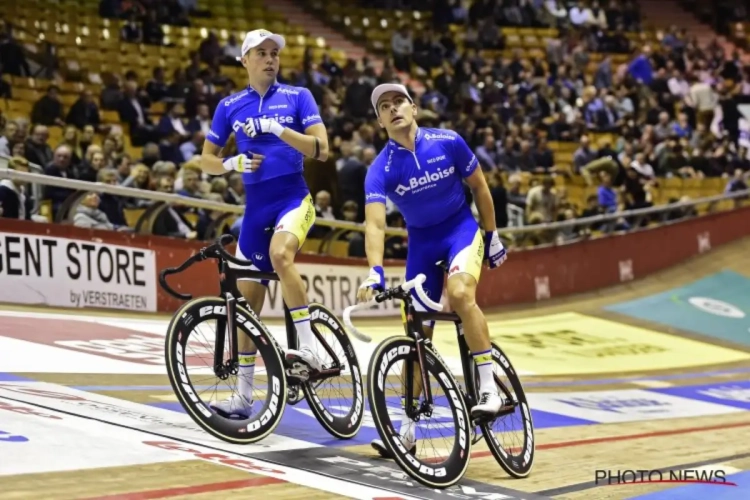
[477, 341, 535, 478]
[301, 303, 365, 439]
[164, 297, 287, 444]
[367, 336, 471, 489]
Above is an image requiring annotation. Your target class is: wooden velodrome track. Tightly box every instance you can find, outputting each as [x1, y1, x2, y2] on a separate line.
[1, 237, 750, 500]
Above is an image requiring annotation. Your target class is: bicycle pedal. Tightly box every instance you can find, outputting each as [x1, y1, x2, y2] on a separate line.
[286, 366, 311, 382]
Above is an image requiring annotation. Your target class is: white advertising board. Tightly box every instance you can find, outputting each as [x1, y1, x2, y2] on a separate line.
[259, 262, 407, 318]
[0, 232, 157, 312]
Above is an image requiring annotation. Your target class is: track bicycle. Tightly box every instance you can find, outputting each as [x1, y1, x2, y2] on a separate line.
[343, 265, 535, 489]
[159, 234, 364, 444]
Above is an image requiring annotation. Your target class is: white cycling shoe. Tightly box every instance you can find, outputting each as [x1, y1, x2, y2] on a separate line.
[371, 435, 417, 459]
[470, 391, 504, 420]
[284, 346, 323, 379]
[209, 393, 254, 418]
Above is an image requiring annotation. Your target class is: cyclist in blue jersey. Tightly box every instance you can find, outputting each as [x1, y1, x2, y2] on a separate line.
[199, 29, 329, 417]
[356, 83, 508, 457]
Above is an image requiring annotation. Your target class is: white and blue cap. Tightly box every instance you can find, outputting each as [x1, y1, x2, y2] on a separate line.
[371, 83, 413, 116]
[237, 29, 286, 61]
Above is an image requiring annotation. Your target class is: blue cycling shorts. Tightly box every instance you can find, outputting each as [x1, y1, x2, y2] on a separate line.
[229, 173, 315, 286]
[405, 207, 484, 317]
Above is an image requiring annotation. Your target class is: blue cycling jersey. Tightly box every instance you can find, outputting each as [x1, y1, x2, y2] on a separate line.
[364, 127, 479, 228]
[208, 82, 323, 185]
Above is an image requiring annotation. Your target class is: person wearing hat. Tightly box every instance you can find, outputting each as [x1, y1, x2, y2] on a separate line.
[198, 29, 329, 417]
[356, 83, 508, 458]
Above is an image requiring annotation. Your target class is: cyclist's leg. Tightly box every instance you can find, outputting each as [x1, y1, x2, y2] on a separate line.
[266, 193, 319, 369]
[214, 208, 274, 415]
[444, 221, 502, 415]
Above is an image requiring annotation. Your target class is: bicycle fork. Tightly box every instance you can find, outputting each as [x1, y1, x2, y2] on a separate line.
[403, 310, 435, 421]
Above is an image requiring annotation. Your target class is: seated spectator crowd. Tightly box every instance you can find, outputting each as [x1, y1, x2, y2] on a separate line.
[1, 0, 749, 260]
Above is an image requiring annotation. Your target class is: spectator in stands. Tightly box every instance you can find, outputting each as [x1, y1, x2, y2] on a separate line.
[138, 142, 160, 168]
[597, 171, 620, 213]
[391, 25, 414, 72]
[151, 176, 197, 240]
[337, 145, 371, 220]
[187, 103, 211, 135]
[142, 9, 165, 45]
[73, 192, 130, 232]
[120, 13, 142, 43]
[76, 150, 106, 183]
[222, 35, 242, 65]
[0, 156, 33, 220]
[180, 132, 205, 163]
[223, 172, 244, 205]
[628, 45, 654, 85]
[158, 102, 190, 142]
[476, 132, 501, 171]
[43, 145, 75, 218]
[118, 81, 154, 146]
[159, 130, 185, 166]
[199, 31, 222, 66]
[66, 89, 102, 131]
[0, 28, 30, 77]
[0, 120, 20, 156]
[506, 174, 527, 209]
[621, 166, 653, 211]
[485, 171, 508, 228]
[314, 190, 335, 220]
[176, 168, 202, 199]
[57, 126, 83, 166]
[25, 125, 53, 170]
[31, 86, 65, 127]
[526, 176, 559, 223]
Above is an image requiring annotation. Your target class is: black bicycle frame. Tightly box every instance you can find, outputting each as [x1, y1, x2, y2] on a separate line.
[213, 257, 343, 382]
[400, 299, 515, 419]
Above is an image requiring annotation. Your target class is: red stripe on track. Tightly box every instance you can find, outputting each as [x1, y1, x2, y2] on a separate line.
[472, 419, 750, 459]
[82, 477, 284, 499]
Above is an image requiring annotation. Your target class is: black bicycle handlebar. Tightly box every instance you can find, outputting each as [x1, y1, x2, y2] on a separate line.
[158, 234, 253, 300]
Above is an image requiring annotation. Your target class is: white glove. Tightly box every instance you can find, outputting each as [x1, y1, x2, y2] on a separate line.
[356, 266, 385, 303]
[484, 230, 508, 269]
[223, 153, 265, 172]
[243, 118, 284, 138]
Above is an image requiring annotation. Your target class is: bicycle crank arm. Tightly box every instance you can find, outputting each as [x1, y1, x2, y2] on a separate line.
[307, 367, 343, 381]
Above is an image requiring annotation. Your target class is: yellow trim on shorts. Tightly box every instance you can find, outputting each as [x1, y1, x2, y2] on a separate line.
[275, 194, 316, 249]
[464, 228, 484, 283]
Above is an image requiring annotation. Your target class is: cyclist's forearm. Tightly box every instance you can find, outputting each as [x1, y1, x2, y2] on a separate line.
[365, 223, 385, 268]
[200, 153, 228, 176]
[473, 184, 497, 232]
[278, 128, 329, 161]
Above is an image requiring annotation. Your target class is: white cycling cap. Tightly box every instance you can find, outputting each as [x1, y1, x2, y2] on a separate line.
[371, 83, 413, 115]
[237, 29, 286, 61]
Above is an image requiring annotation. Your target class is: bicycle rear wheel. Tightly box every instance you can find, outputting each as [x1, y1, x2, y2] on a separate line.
[301, 303, 365, 439]
[368, 336, 471, 489]
[476, 341, 535, 478]
[164, 297, 287, 444]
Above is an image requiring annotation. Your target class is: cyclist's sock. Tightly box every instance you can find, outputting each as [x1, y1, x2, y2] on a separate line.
[238, 351, 256, 399]
[473, 349, 497, 395]
[290, 306, 315, 348]
[400, 397, 418, 444]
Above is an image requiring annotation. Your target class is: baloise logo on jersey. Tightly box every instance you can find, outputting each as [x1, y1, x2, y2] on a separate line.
[233, 114, 295, 136]
[394, 165, 456, 196]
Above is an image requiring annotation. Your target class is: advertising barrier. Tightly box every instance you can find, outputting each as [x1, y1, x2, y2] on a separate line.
[1, 205, 749, 316]
[0, 232, 157, 312]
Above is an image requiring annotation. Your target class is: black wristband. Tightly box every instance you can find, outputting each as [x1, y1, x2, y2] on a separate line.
[313, 137, 320, 159]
